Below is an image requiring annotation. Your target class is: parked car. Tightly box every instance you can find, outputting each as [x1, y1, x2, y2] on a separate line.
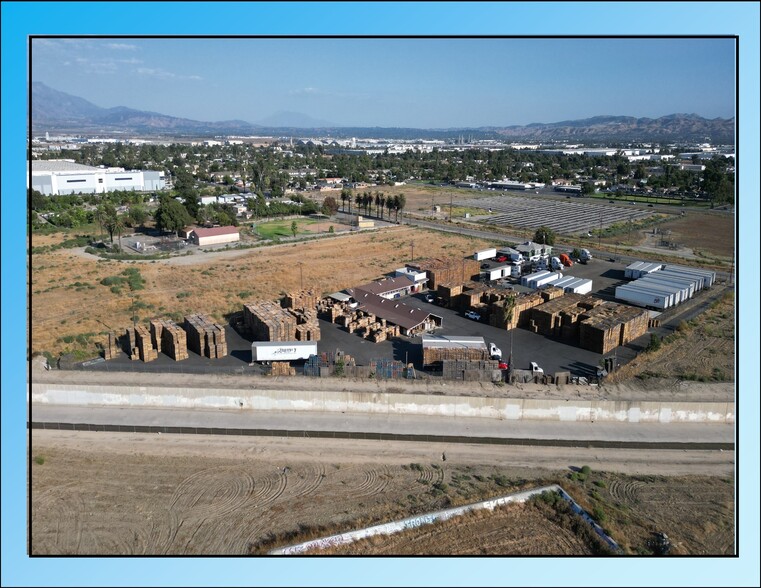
[424, 293, 435, 303]
[498, 362, 509, 370]
[530, 361, 544, 375]
[465, 311, 481, 321]
[480, 263, 490, 269]
[496, 256, 507, 262]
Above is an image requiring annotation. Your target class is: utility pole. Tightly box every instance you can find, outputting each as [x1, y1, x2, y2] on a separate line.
[449, 193, 453, 222]
[299, 262, 304, 290]
[131, 295, 137, 329]
[410, 240, 414, 263]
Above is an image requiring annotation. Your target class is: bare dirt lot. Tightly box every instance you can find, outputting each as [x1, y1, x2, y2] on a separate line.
[595, 210, 734, 261]
[30, 430, 734, 556]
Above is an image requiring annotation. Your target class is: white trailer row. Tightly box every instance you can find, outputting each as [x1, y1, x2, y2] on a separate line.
[551, 276, 594, 295]
[625, 261, 664, 279]
[522, 271, 563, 289]
[616, 263, 716, 309]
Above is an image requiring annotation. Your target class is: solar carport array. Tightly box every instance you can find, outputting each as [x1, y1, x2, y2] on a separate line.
[456, 194, 653, 235]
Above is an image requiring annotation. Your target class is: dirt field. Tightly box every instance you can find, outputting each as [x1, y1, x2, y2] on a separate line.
[607, 292, 735, 383]
[595, 210, 734, 261]
[30, 430, 734, 556]
[30, 225, 491, 357]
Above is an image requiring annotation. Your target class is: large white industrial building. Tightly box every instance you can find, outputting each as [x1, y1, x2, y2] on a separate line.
[29, 160, 165, 195]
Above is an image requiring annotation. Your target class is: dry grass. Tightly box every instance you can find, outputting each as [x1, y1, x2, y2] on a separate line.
[31, 225, 492, 356]
[606, 292, 735, 383]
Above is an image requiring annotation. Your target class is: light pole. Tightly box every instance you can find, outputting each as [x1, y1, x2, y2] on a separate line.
[411, 240, 414, 263]
[298, 262, 304, 291]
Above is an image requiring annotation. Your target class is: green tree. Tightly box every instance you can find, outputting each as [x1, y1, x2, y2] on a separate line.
[127, 204, 148, 228]
[396, 193, 406, 222]
[154, 196, 192, 236]
[290, 220, 298, 238]
[581, 182, 595, 196]
[534, 225, 556, 246]
[322, 196, 339, 216]
[340, 188, 350, 212]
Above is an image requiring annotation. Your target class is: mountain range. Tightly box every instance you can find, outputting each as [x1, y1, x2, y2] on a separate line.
[31, 82, 735, 143]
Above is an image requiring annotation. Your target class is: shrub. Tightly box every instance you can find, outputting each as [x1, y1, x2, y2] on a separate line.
[593, 480, 607, 488]
[34, 456, 45, 465]
[646, 333, 662, 352]
[592, 505, 606, 523]
[580, 465, 592, 476]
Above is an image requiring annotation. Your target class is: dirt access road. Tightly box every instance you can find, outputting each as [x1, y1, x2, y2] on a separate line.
[30, 429, 733, 555]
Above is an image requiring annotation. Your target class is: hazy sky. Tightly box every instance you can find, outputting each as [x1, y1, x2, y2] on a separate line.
[32, 37, 735, 127]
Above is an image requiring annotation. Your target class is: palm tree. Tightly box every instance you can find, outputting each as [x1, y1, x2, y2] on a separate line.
[113, 215, 126, 250]
[374, 193, 381, 217]
[340, 191, 348, 212]
[355, 193, 362, 216]
[94, 204, 107, 241]
[386, 196, 394, 220]
[378, 194, 386, 219]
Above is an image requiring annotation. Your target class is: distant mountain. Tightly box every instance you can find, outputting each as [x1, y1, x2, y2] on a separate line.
[485, 114, 735, 143]
[256, 111, 336, 128]
[31, 82, 735, 143]
[32, 82, 262, 133]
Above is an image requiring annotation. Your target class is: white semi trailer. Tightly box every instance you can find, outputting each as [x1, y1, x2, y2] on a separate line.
[251, 341, 318, 362]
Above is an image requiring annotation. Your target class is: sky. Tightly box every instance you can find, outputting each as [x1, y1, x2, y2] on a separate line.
[32, 37, 735, 128]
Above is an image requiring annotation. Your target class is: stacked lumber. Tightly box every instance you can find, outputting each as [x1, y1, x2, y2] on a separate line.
[283, 289, 320, 310]
[135, 325, 158, 362]
[102, 331, 120, 360]
[244, 301, 319, 342]
[270, 361, 297, 376]
[578, 302, 648, 355]
[540, 286, 565, 302]
[441, 359, 499, 381]
[122, 327, 140, 360]
[292, 308, 321, 342]
[410, 258, 481, 290]
[184, 314, 228, 358]
[423, 345, 489, 366]
[151, 318, 188, 361]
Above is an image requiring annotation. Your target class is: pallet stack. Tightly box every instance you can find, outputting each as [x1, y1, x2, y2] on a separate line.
[293, 308, 320, 341]
[441, 359, 500, 382]
[134, 325, 158, 362]
[151, 318, 188, 361]
[270, 361, 297, 376]
[122, 327, 140, 360]
[184, 314, 228, 358]
[244, 301, 297, 341]
[422, 345, 489, 367]
[102, 331, 120, 360]
[283, 289, 320, 310]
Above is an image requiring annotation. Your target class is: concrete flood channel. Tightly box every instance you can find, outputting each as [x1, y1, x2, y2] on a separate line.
[269, 484, 620, 555]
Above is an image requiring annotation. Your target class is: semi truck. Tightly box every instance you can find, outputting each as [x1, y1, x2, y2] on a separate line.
[250, 341, 318, 362]
[559, 253, 574, 267]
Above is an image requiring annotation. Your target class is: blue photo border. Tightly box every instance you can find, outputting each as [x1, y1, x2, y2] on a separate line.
[2, 2, 759, 586]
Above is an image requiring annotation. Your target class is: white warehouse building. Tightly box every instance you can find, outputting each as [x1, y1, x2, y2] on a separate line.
[29, 160, 165, 195]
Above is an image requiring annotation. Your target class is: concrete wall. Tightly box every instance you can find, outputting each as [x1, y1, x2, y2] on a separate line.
[31, 383, 735, 424]
[270, 483, 619, 555]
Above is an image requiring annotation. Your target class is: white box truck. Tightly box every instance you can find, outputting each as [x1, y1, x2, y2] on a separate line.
[251, 341, 318, 362]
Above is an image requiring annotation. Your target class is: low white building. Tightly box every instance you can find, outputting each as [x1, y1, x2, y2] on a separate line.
[29, 160, 165, 195]
[188, 226, 240, 246]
